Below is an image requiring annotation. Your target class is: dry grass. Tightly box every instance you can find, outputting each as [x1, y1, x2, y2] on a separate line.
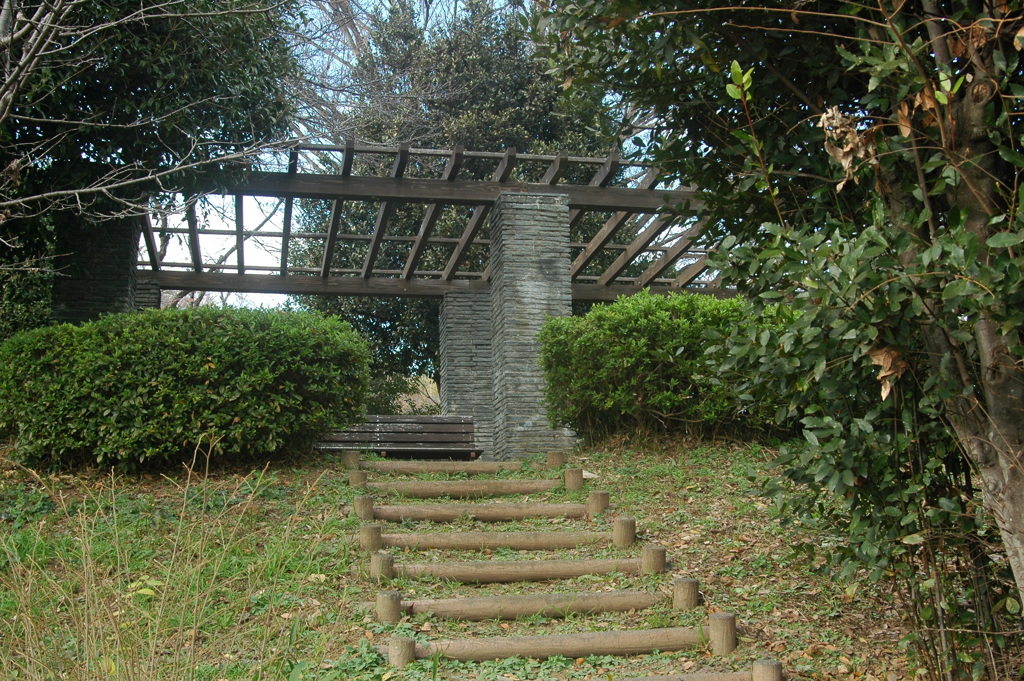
[0, 438, 911, 680]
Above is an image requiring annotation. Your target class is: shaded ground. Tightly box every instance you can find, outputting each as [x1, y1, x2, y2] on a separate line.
[0, 438, 910, 680]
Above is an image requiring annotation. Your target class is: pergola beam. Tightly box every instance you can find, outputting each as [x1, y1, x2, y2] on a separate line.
[147, 271, 729, 301]
[231, 173, 690, 212]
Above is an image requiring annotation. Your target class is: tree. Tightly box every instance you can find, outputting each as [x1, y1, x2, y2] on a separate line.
[0, 0, 297, 338]
[539, 0, 1024, 674]
[291, 0, 616, 381]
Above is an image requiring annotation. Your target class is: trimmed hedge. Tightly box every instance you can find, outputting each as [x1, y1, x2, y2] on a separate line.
[538, 291, 786, 441]
[0, 307, 370, 469]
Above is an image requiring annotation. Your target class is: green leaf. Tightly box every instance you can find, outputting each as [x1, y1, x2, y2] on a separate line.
[901, 533, 926, 545]
[986, 232, 1024, 248]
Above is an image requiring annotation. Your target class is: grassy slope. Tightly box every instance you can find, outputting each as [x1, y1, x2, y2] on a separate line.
[0, 439, 909, 680]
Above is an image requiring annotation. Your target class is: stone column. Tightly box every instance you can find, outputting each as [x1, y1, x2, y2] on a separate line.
[51, 218, 141, 324]
[439, 288, 494, 456]
[488, 193, 576, 459]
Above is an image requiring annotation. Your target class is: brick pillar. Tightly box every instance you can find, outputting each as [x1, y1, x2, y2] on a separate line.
[439, 288, 494, 456]
[51, 218, 141, 324]
[488, 193, 576, 459]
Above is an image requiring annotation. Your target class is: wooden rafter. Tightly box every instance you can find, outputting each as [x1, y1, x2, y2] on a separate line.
[568, 151, 619, 229]
[186, 201, 202, 272]
[280, 149, 299, 275]
[570, 168, 660, 277]
[401, 146, 465, 279]
[362, 144, 409, 278]
[441, 147, 517, 281]
[320, 139, 356, 277]
[234, 195, 245, 274]
[140, 214, 160, 271]
[595, 215, 676, 286]
[673, 255, 709, 287]
[637, 226, 708, 287]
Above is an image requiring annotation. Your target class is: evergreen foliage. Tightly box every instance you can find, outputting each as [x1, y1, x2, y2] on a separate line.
[538, 291, 787, 441]
[0, 308, 370, 470]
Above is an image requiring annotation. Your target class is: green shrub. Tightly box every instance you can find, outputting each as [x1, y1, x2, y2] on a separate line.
[0, 307, 370, 469]
[538, 290, 788, 441]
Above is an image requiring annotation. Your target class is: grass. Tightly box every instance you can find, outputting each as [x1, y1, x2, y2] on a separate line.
[0, 438, 910, 680]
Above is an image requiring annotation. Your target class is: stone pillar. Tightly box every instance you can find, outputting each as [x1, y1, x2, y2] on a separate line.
[439, 288, 494, 456]
[134, 279, 162, 310]
[488, 193, 576, 459]
[51, 218, 141, 324]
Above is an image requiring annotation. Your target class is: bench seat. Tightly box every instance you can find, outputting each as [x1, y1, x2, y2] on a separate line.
[317, 415, 480, 459]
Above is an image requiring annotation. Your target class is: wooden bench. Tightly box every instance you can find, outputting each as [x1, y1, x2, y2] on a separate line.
[316, 415, 480, 460]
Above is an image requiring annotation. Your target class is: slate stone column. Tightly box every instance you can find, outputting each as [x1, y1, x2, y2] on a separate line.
[488, 192, 576, 459]
[51, 218, 142, 324]
[439, 288, 494, 456]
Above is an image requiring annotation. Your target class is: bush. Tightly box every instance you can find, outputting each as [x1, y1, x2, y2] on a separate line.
[538, 290, 788, 441]
[0, 307, 370, 469]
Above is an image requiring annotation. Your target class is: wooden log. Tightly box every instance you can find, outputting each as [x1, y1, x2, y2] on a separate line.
[371, 502, 588, 523]
[417, 626, 703, 661]
[342, 451, 361, 470]
[361, 460, 520, 475]
[349, 470, 368, 488]
[642, 545, 667, 574]
[370, 551, 395, 581]
[613, 517, 636, 548]
[672, 578, 700, 610]
[752, 660, 784, 681]
[546, 451, 567, 469]
[564, 468, 584, 491]
[402, 590, 663, 621]
[397, 556, 650, 583]
[354, 495, 375, 520]
[365, 478, 560, 499]
[709, 612, 737, 655]
[378, 529, 610, 551]
[360, 524, 384, 551]
[587, 490, 610, 517]
[388, 635, 415, 668]
[377, 590, 402, 624]
[619, 672, 749, 681]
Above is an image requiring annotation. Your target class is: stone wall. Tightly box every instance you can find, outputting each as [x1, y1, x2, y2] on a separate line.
[439, 288, 494, 456]
[51, 219, 141, 324]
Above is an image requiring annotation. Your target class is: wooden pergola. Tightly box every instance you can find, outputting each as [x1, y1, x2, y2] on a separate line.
[138, 143, 717, 302]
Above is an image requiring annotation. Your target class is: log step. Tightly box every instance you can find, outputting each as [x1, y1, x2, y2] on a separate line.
[350, 469, 586, 498]
[623, 660, 784, 681]
[370, 545, 668, 584]
[359, 460, 525, 475]
[370, 578, 700, 622]
[353, 491, 609, 522]
[384, 615, 736, 664]
[358, 517, 636, 551]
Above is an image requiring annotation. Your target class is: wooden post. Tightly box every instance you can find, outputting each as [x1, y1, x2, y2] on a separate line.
[752, 659, 784, 681]
[672, 578, 700, 610]
[341, 451, 361, 470]
[376, 590, 403, 624]
[709, 612, 737, 655]
[546, 451, 567, 469]
[586, 490, 609, 517]
[349, 470, 369, 488]
[641, 545, 667, 574]
[370, 551, 395, 581]
[388, 635, 416, 668]
[360, 524, 383, 551]
[354, 495, 375, 520]
[613, 517, 636, 548]
[564, 468, 584, 491]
